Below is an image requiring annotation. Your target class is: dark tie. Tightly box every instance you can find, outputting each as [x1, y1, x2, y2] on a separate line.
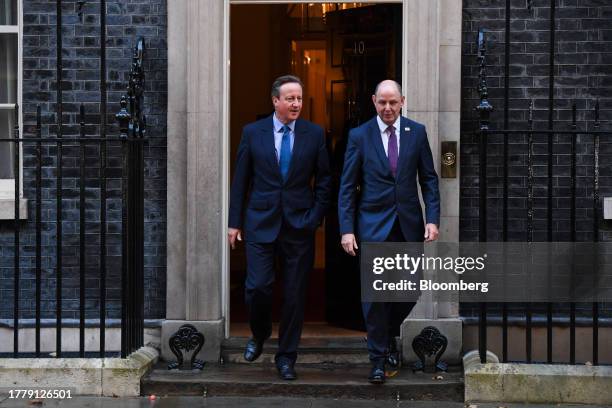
[279, 125, 292, 181]
[387, 125, 398, 177]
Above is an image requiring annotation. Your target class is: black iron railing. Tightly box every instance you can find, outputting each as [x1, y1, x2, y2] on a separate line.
[117, 37, 147, 359]
[2, 0, 145, 359]
[475, 1, 611, 366]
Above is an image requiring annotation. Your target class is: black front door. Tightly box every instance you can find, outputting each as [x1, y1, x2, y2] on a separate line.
[324, 4, 402, 329]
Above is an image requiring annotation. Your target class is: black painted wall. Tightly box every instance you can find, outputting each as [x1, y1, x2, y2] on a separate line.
[460, 0, 612, 317]
[2, 0, 611, 323]
[0, 0, 167, 322]
[461, 0, 612, 242]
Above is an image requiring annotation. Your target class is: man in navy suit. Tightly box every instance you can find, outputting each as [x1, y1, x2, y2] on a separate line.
[228, 75, 331, 380]
[338, 79, 440, 383]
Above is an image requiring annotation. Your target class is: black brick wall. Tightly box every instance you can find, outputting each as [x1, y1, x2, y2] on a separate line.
[0, 0, 167, 322]
[461, 0, 612, 242]
[460, 0, 612, 318]
[3, 0, 609, 324]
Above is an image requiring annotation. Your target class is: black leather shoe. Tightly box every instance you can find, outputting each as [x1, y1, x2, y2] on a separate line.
[387, 338, 400, 369]
[368, 360, 386, 384]
[276, 359, 297, 380]
[243, 338, 264, 362]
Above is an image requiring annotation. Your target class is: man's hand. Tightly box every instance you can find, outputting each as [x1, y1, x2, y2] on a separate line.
[228, 227, 242, 249]
[424, 223, 439, 242]
[341, 233, 359, 256]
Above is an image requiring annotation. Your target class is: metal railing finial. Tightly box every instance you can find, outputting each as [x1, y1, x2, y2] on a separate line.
[476, 29, 494, 131]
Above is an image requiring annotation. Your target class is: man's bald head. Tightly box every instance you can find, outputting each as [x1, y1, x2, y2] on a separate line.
[374, 80, 402, 97]
[372, 79, 405, 126]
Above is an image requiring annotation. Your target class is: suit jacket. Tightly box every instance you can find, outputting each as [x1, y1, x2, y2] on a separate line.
[338, 116, 440, 242]
[229, 115, 332, 243]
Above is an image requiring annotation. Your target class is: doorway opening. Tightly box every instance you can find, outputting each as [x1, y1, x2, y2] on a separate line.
[229, 2, 402, 337]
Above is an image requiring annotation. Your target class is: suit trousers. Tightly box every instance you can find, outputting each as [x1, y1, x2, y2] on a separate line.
[244, 225, 314, 364]
[362, 218, 418, 362]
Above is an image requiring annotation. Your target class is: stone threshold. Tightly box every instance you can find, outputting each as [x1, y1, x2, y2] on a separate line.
[142, 363, 464, 401]
[222, 336, 369, 364]
[465, 361, 612, 405]
[0, 346, 158, 397]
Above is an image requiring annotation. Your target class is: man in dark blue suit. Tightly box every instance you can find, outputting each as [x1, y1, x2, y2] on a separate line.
[228, 75, 331, 380]
[338, 79, 440, 384]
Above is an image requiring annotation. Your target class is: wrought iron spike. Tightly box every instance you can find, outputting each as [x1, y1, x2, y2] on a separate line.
[571, 100, 577, 129]
[135, 36, 145, 61]
[594, 99, 600, 128]
[120, 38, 146, 140]
[476, 29, 494, 131]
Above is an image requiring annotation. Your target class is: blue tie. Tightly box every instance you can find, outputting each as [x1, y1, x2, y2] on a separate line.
[279, 125, 292, 181]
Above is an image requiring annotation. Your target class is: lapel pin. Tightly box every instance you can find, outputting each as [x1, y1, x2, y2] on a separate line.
[404, 127, 410, 132]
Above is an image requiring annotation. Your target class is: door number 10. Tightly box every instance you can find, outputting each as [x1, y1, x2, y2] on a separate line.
[354, 41, 365, 55]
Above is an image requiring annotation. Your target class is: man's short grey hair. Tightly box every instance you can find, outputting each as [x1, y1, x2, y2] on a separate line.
[271, 75, 304, 98]
[374, 80, 402, 96]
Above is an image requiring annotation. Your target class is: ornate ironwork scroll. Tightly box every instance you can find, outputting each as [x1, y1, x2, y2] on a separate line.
[115, 37, 147, 358]
[476, 29, 494, 131]
[167, 324, 205, 370]
[412, 326, 448, 372]
[116, 37, 146, 138]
